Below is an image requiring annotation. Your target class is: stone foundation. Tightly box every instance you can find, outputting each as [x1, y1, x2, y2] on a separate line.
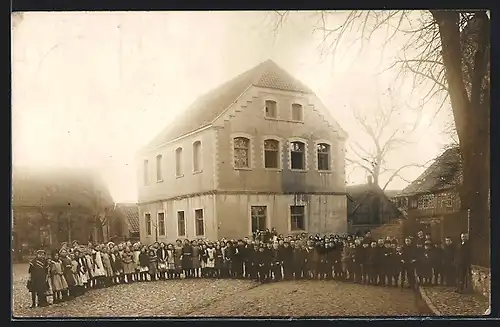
[471, 265, 490, 301]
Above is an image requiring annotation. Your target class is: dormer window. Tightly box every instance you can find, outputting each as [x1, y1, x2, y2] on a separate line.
[265, 100, 277, 119]
[292, 103, 303, 121]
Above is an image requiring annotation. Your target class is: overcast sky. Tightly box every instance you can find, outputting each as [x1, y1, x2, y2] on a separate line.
[12, 11, 454, 203]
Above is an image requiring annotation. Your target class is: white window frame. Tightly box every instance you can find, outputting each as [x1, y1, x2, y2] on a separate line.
[175, 147, 184, 178]
[177, 210, 186, 237]
[291, 103, 304, 122]
[156, 154, 163, 182]
[157, 211, 166, 236]
[194, 208, 205, 237]
[192, 140, 203, 174]
[287, 137, 308, 171]
[144, 212, 152, 236]
[262, 136, 283, 171]
[231, 133, 254, 170]
[288, 204, 307, 233]
[314, 139, 333, 172]
[248, 204, 271, 235]
[263, 98, 279, 120]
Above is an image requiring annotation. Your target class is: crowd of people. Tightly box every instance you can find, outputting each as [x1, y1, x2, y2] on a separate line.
[26, 228, 472, 308]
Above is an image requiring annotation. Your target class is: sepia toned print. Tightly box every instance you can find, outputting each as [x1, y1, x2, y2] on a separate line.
[12, 10, 490, 318]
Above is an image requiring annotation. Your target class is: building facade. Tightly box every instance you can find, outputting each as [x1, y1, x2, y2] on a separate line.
[137, 60, 348, 244]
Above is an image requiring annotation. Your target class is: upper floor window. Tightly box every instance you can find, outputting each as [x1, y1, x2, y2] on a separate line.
[290, 141, 305, 170]
[234, 137, 250, 168]
[317, 143, 330, 171]
[418, 194, 435, 209]
[292, 103, 303, 121]
[264, 139, 279, 169]
[156, 154, 163, 181]
[193, 141, 202, 172]
[143, 160, 149, 185]
[265, 100, 277, 119]
[175, 147, 183, 177]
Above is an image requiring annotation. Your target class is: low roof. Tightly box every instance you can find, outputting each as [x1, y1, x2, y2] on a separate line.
[399, 147, 462, 195]
[116, 203, 139, 233]
[143, 59, 313, 150]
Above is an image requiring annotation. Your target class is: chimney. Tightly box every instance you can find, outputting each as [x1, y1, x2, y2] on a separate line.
[367, 175, 373, 186]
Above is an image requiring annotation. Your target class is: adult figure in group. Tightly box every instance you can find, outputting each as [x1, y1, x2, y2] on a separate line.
[182, 239, 193, 278]
[400, 237, 417, 289]
[442, 236, 456, 286]
[455, 233, 472, 293]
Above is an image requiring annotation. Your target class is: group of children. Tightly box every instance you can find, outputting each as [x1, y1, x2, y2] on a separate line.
[26, 230, 461, 308]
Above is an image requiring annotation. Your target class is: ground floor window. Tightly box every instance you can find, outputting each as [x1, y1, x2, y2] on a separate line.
[195, 209, 204, 236]
[177, 211, 186, 237]
[157, 212, 165, 236]
[290, 205, 305, 231]
[251, 206, 267, 233]
[145, 213, 152, 235]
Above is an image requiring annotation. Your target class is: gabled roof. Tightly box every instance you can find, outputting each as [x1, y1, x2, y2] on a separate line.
[399, 147, 462, 195]
[115, 203, 139, 233]
[144, 60, 314, 150]
[12, 166, 114, 210]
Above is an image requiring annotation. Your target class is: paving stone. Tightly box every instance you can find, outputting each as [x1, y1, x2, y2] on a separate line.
[12, 263, 421, 318]
[421, 286, 489, 316]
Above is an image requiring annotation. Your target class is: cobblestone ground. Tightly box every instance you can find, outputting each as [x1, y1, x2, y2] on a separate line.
[13, 264, 421, 317]
[421, 286, 489, 316]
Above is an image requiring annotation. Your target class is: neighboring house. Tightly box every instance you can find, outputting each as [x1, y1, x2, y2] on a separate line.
[136, 59, 348, 243]
[346, 177, 402, 234]
[113, 203, 140, 242]
[392, 147, 465, 240]
[12, 166, 115, 251]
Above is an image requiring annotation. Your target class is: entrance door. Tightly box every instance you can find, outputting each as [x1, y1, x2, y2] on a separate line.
[251, 206, 267, 233]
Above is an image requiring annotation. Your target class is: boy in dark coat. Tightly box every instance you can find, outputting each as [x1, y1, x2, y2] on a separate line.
[400, 237, 417, 289]
[455, 233, 472, 293]
[431, 242, 443, 285]
[420, 241, 433, 285]
[292, 243, 306, 280]
[360, 243, 370, 284]
[442, 237, 456, 286]
[280, 242, 294, 280]
[382, 241, 394, 286]
[366, 242, 378, 285]
[270, 242, 282, 281]
[332, 241, 343, 280]
[257, 246, 270, 283]
[233, 240, 246, 279]
[28, 250, 50, 308]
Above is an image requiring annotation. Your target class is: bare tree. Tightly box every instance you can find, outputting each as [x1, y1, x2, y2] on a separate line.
[346, 88, 428, 191]
[270, 10, 490, 266]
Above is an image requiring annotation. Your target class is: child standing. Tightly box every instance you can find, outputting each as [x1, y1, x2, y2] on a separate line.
[166, 244, 176, 279]
[28, 250, 49, 308]
[138, 247, 150, 281]
[49, 251, 68, 303]
[206, 243, 216, 278]
[148, 246, 158, 282]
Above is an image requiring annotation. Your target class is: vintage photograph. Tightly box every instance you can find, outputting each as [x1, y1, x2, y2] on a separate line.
[11, 10, 490, 318]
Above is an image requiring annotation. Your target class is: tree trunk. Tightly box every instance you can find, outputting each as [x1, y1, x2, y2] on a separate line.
[432, 10, 490, 267]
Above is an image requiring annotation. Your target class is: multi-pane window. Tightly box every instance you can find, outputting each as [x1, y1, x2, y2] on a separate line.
[251, 206, 267, 233]
[145, 213, 152, 235]
[175, 147, 183, 176]
[418, 194, 435, 209]
[193, 141, 202, 172]
[143, 160, 149, 185]
[264, 139, 279, 169]
[158, 212, 165, 236]
[290, 205, 305, 231]
[290, 141, 305, 170]
[292, 103, 303, 121]
[156, 154, 163, 181]
[195, 209, 204, 236]
[177, 211, 186, 237]
[317, 143, 330, 171]
[265, 100, 277, 118]
[234, 137, 250, 168]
